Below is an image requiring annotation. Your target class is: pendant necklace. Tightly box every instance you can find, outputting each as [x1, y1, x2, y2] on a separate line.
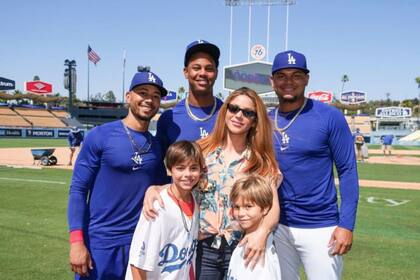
[274, 98, 307, 132]
[169, 185, 193, 233]
[274, 98, 307, 151]
[122, 121, 152, 170]
[185, 95, 217, 122]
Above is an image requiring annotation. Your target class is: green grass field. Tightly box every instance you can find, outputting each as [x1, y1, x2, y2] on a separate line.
[367, 144, 420, 150]
[0, 140, 418, 279]
[0, 138, 68, 148]
[0, 166, 419, 280]
[0, 167, 72, 280]
[356, 163, 420, 183]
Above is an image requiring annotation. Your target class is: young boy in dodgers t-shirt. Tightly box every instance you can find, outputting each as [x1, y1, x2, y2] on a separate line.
[126, 141, 205, 280]
[227, 175, 281, 280]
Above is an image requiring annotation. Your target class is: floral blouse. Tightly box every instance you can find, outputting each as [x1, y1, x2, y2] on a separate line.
[196, 147, 249, 247]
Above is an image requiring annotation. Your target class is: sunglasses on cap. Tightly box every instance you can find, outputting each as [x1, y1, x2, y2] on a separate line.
[226, 103, 257, 119]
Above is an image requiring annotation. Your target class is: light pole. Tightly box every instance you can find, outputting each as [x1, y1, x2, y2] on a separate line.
[64, 59, 77, 112]
[283, 0, 296, 50]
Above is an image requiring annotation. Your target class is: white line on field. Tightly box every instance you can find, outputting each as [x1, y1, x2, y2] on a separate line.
[0, 177, 66, 185]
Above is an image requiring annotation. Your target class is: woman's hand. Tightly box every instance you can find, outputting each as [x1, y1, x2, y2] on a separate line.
[238, 226, 270, 269]
[142, 184, 167, 220]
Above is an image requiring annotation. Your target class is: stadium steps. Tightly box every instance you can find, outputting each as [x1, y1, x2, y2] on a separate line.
[12, 108, 34, 127]
[61, 117, 84, 128]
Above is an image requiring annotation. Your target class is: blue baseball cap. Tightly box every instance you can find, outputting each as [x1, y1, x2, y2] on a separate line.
[184, 40, 220, 68]
[272, 50, 310, 75]
[129, 71, 168, 97]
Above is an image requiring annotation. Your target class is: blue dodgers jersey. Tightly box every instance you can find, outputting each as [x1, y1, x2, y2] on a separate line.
[68, 131, 84, 146]
[68, 120, 166, 248]
[269, 99, 359, 231]
[155, 98, 223, 154]
[382, 134, 394, 145]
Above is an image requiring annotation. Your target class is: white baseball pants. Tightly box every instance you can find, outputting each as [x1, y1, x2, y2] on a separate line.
[273, 224, 343, 280]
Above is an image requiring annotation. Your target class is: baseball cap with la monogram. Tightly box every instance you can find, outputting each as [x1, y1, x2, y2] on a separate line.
[272, 50, 310, 75]
[129, 71, 168, 97]
[184, 40, 220, 68]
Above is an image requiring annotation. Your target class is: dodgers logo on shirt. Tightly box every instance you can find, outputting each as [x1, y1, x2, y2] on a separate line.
[280, 131, 290, 151]
[131, 152, 143, 170]
[158, 240, 198, 273]
[199, 127, 209, 138]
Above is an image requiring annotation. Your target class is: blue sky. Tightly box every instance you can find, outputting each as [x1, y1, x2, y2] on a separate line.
[2, 0, 420, 102]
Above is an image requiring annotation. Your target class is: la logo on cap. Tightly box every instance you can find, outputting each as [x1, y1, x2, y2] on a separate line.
[148, 73, 156, 83]
[287, 53, 296, 65]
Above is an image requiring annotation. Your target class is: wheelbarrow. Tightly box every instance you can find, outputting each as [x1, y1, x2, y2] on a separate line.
[30, 148, 58, 166]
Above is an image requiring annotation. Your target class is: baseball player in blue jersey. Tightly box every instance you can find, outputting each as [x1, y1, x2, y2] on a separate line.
[155, 40, 223, 155]
[269, 50, 359, 279]
[67, 71, 168, 280]
[68, 127, 84, 166]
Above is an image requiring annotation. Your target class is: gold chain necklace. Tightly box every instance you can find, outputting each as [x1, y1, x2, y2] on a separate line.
[185, 95, 217, 122]
[274, 98, 307, 132]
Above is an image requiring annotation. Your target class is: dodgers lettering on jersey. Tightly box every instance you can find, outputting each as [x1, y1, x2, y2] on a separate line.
[127, 189, 199, 280]
[158, 240, 197, 273]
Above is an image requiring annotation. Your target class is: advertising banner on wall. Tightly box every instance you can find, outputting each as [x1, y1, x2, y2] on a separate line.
[340, 91, 367, 104]
[308, 91, 333, 103]
[0, 77, 16, 90]
[58, 130, 71, 137]
[26, 129, 54, 137]
[224, 61, 273, 94]
[0, 128, 22, 137]
[25, 81, 53, 94]
[375, 107, 412, 118]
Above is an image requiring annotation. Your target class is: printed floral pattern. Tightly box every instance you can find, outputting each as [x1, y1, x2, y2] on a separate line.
[196, 147, 248, 245]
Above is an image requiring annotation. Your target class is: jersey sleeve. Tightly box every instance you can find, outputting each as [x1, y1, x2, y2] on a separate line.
[67, 128, 102, 232]
[128, 203, 163, 271]
[328, 109, 359, 231]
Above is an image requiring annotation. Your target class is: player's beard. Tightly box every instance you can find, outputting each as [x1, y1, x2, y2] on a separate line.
[277, 91, 305, 104]
[129, 102, 157, 122]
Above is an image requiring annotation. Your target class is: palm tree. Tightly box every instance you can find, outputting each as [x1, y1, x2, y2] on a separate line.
[341, 74, 349, 93]
[415, 76, 420, 99]
[415, 76, 420, 88]
[177, 86, 186, 101]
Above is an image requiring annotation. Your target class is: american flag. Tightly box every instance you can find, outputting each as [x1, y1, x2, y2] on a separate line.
[88, 45, 101, 65]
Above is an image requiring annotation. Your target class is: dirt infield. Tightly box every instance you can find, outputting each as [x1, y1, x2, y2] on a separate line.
[1, 147, 419, 190]
[365, 155, 420, 166]
[0, 147, 78, 170]
[368, 149, 420, 156]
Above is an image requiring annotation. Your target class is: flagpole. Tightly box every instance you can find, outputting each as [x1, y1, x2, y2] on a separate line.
[122, 49, 126, 103]
[87, 48, 90, 102]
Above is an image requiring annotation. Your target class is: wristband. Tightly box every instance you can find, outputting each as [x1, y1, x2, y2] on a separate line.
[69, 230, 84, 244]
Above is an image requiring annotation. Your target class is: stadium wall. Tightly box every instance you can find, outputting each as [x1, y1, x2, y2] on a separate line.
[0, 127, 85, 138]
